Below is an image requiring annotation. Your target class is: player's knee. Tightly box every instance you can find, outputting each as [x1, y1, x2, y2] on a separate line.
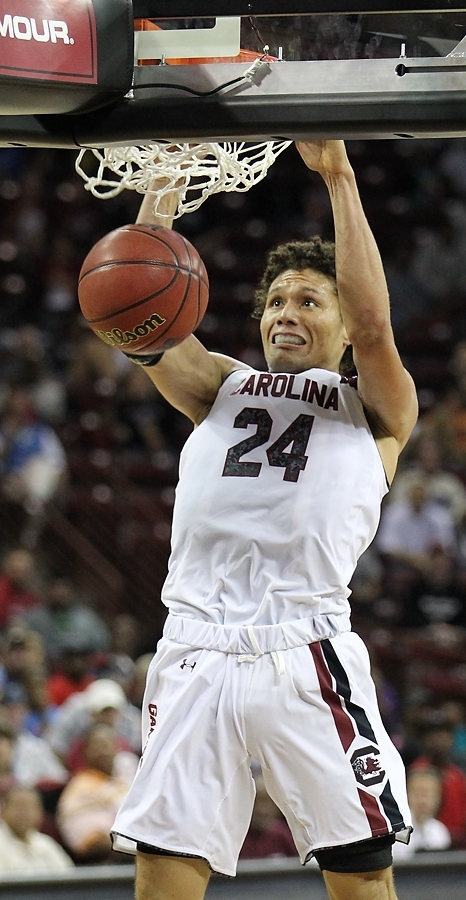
[313, 833, 395, 873]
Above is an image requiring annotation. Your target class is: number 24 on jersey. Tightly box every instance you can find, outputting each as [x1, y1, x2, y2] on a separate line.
[223, 407, 314, 483]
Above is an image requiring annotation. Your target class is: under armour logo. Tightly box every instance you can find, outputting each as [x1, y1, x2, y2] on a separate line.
[180, 659, 197, 671]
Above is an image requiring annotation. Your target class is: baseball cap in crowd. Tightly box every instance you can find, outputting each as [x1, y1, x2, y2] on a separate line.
[84, 678, 126, 714]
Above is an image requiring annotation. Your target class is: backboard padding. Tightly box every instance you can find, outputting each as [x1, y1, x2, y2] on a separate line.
[2, 8, 466, 146]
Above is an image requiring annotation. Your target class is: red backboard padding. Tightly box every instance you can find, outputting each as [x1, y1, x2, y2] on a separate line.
[0, 0, 133, 114]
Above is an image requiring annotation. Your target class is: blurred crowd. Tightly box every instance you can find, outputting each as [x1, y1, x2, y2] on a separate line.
[3, 138, 466, 870]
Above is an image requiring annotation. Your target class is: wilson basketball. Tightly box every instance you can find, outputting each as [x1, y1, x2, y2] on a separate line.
[77, 225, 209, 356]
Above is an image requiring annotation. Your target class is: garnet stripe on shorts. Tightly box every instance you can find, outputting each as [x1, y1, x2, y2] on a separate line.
[309, 639, 404, 835]
[320, 639, 377, 743]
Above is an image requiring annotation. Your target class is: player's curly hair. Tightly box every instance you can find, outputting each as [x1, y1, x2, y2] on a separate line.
[252, 237, 336, 320]
[253, 237, 355, 375]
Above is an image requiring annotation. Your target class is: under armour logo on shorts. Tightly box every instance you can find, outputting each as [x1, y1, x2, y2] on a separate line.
[180, 659, 197, 671]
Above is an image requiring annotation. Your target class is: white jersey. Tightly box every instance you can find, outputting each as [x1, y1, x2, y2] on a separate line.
[114, 367, 411, 870]
[161, 366, 388, 626]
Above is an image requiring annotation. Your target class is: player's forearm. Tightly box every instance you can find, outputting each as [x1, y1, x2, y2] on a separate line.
[136, 181, 178, 228]
[323, 168, 392, 347]
[142, 336, 223, 424]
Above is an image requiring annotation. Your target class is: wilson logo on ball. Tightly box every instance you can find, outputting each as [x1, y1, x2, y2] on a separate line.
[96, 312, 167, 348]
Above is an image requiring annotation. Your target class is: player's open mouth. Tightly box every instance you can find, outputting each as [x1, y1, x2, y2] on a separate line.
[272, 334, 305, 345]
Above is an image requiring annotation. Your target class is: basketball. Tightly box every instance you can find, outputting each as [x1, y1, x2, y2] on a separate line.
[77, 224, 209, 356]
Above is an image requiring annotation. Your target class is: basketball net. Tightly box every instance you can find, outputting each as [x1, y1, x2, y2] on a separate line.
[75, 140, 291, 219]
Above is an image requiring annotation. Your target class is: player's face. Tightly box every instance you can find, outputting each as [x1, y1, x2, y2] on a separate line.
[260, 268, 349, 374]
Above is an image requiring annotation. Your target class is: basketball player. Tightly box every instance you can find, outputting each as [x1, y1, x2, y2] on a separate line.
[111, 140, 418, 900]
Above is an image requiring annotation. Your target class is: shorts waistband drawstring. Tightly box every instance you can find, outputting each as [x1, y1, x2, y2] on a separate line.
[236, 625, 286, 675]
[163, 611, 352, 662]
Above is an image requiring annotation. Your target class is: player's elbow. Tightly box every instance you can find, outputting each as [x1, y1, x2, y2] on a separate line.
[346, 316, 393, 351]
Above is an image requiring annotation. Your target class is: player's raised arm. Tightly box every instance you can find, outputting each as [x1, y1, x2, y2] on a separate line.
[135, 177, 178, 228]
[295, 140, 418, 463]
[132, 182, 245, 425]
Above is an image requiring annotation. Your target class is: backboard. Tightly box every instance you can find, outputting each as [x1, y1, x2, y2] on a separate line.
[2, 1, 466, 147]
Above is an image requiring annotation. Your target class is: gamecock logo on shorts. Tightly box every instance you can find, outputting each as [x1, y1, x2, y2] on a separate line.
[350, 745, 386, 787]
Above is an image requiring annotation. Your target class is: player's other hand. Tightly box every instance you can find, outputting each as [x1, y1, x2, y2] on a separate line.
[295, 140, 352, 176]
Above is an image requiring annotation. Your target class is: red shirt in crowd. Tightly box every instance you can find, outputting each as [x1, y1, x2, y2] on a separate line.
[0, 577, 39, 629]
[46, 673, 95, 708]
[411, 755, 466, 848]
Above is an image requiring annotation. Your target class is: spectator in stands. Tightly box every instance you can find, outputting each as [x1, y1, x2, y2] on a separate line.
[22, 665, 58, 737]
[96, 614, 143, 706]
[410, 709, 466, 848]
[441, 700, 466, 771]
[0, 324, 66, 425]
[420, 344, 466, 475]
[393, 768, 451, 860]
[400, 546, 466, 629]
[24, 576, 109, 662]
[0, 785, 73, 872]
[0, 718, 16, 800]
[0, 548, 40, 629]
[45, 677, 141, 767]
[46, 638, 96, 707]
[0, 384, 67, 514]
[0, 626, 56, 737]
[391, 434, 466, 527]
[0, 681, 68, 791]
[0, 623, 45, 695]
[57, 722, 136, 863]
[240, 770, 297, 860]
[376, 476, 456, 578]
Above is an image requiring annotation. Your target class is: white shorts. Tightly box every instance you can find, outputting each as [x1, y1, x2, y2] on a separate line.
[112, 617, 411, 876]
